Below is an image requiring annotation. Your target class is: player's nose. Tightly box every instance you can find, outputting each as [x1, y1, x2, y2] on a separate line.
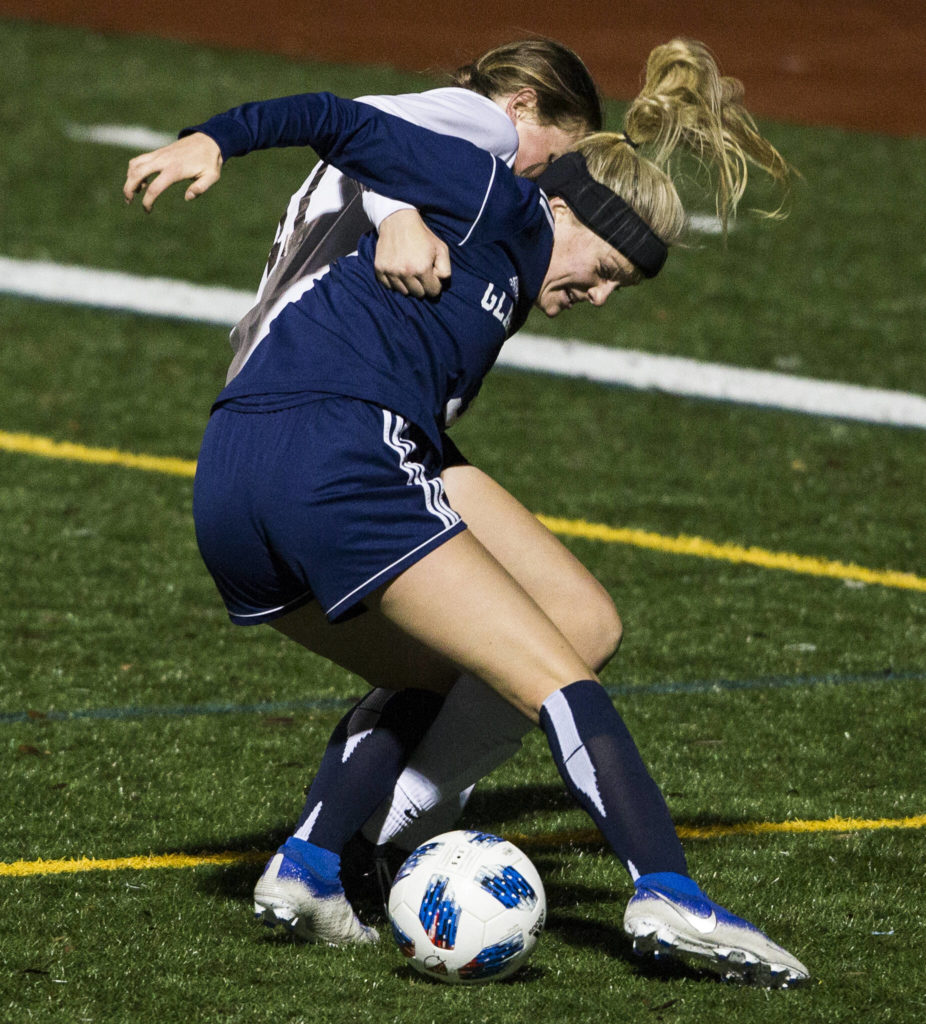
[587, 281, 619, 307]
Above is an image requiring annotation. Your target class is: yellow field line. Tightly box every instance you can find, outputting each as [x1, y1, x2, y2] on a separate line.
[2, 815, 923, 879]
[0, 850, 268, 878]
[526, 813, 926, 847]
[0, 430, 196, 477]
[536, 515, 926, 592]
[3, 429, 924, 591]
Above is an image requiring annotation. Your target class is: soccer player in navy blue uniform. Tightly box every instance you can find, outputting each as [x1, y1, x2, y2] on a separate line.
[138, 40, 616, 860]
[125, 53, 807, 986]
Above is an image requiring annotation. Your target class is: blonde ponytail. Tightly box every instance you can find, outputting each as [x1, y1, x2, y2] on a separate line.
[623, 38, 794, 226]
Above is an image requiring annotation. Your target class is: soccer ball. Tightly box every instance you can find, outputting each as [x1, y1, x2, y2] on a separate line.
[387, 830, 546, 984]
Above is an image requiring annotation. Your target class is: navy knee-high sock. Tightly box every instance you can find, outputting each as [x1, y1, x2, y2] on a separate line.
[292, 687, 444, 855]
[540, 679, 688, 880]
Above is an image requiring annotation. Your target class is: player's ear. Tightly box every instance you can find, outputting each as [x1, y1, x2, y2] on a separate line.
[547, 195, 571, 218]
[506, 87, 540, 122]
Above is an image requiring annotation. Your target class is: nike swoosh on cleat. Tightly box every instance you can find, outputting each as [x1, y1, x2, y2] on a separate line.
[649, 890, 717, 934]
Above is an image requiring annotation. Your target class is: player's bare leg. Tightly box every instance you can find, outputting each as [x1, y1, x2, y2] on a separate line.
[270, 598, 458, 694]
[377, 531, 591, 717]
[361, 464, 623, 848]
[444, 463, 622, 672]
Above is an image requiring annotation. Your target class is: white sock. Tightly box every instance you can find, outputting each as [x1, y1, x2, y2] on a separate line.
[361, 674, 532, 849]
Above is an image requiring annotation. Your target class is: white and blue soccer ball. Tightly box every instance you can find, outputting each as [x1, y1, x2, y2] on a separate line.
[387, 829, 546, 984]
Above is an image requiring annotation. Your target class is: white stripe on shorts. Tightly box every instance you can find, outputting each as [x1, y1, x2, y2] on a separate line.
[382, 411, 460, 530]
[321, 412, 464, 619]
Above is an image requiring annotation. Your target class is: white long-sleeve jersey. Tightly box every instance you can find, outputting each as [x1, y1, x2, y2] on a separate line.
[226, 88, 518, 384]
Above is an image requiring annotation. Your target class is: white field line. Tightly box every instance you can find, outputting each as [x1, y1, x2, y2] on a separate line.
[3, 256, 925, 430]
[502, 335, 926, 428]
[66, 122, 176, 150]
[0, 257, 252, 326]
[687, 213, 724, 234]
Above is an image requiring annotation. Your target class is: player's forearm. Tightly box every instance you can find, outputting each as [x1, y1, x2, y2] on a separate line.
[181, 92, 498, 233]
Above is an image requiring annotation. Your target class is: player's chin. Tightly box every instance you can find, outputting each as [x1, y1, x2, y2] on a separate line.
[536, 293, 567, 318]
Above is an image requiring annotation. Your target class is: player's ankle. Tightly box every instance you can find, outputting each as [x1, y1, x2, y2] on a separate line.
[281, 837, 341, 880]
[634, 871, 700, 896]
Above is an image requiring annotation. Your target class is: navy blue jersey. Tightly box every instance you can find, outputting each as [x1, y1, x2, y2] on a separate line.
[185, 92, 554, 448]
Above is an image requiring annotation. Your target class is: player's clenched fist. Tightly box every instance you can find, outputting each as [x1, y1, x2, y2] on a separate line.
[375, 209, 452, 298]
[123, 132, 223, 212]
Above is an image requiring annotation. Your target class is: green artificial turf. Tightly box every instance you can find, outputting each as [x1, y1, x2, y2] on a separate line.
[1, 17, 924, 1024]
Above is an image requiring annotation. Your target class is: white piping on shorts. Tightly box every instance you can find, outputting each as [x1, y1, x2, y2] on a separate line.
[229, 588, 311, 621]
[324, 520, 462, 619]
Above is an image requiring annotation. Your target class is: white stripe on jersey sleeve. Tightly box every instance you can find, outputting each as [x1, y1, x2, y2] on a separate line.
[357, 88, 518, 164]
[457, 158, 497, 247]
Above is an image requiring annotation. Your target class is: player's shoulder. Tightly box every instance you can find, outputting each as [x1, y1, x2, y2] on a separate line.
[356, 88, 518, 166]
[507, 174, 555, 237]
[357, 87, 508, 125]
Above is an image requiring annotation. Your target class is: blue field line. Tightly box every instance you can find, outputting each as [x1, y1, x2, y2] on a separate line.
[605, 668, 925, 697]
[3, 670, 922, 726]
[1, 696, 354, 726]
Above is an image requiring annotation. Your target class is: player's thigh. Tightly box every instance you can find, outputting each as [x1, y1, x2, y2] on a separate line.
[271, 600, 459, 694]
[374, 529, 596, 721]
[441, 463, 622, 669]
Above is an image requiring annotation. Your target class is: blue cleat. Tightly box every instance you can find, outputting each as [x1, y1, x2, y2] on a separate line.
[623, 873, 809, 988]
[253, 837, 379, 945]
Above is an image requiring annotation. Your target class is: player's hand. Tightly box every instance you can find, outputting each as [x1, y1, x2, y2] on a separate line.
[374, 209, 451, 298]
[123, 132, 223, 213]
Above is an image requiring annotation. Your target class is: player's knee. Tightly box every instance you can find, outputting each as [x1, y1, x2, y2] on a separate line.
[551, 579, 622, 672]
[585, 594, 623, 672]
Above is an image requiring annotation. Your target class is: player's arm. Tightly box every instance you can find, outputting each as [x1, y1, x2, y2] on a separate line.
[171, 92, 504, 244]
[121, 95, 458, 297]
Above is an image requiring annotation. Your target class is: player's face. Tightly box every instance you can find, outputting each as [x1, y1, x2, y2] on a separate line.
[535, 200, 640, 317]
[513, 121, 583, 177]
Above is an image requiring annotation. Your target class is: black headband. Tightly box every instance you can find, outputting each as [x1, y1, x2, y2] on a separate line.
[536, 151, 668, 278]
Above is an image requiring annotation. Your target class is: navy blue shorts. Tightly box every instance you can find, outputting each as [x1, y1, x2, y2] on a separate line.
[193, 397, 466, 624]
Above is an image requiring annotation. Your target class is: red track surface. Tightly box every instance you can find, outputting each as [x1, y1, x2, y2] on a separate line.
[3, 0, 924, 136]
